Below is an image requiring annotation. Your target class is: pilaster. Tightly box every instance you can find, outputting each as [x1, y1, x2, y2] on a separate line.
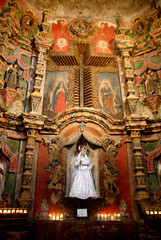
[18, 129, 38, 209]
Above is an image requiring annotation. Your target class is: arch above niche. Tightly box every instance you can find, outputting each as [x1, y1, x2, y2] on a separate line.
[43, 107, 125, 135]
[45, 122, 120, 218]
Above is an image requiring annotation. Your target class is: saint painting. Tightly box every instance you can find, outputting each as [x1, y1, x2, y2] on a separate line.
[52, 81, 67, 113]
[69, 146, 98, 199]
[100, 82, 115, 115]
[97, 72, 123, 119]
[42, 72, 69, 117]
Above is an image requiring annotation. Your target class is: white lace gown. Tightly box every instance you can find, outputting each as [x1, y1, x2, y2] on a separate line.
[69, 152, 98, 199]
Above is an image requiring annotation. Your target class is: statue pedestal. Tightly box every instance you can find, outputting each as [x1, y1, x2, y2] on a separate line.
[0, 88, 19, 109]
[144, 95, 161, 116]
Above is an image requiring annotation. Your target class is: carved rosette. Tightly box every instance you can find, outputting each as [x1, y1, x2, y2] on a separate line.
[67, 18, 97, 39]
[131, 130, 148, 200]
[18, 129, 38, 209]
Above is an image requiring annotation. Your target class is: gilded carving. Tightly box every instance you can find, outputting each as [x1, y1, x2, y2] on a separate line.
[44, 136, 64, 171]
[67, 19, 97, 39]
[102, 135, 118, 176]
[20, 10, 37, 37]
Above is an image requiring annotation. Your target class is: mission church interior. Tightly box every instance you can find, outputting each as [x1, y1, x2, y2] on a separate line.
[0, 0, 161, 239]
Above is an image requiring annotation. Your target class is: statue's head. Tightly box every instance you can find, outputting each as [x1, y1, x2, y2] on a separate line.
[79, 145, 87, 156]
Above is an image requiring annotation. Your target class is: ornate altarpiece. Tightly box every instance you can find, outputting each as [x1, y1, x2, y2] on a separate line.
[0, 0, 161, 223]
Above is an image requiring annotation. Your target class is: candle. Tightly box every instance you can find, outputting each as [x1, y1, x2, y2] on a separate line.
[97, 214, 100, 220]
[19, 210, 23, 213]
[101, 214, 104, 220]
[0, 209, 3, 214]
[117, 213, 120, 220]
[7, 210, 11, 213]
[158, 211, 161, 215]
[52, 214, 56, 220]
[12, 209, 15, 213]
[60, 214, 63, 221]
[3, 209, 7, 214]
[104, 214, 107, 221]
[111, 215, 114, 221]
[16, 209, 20, 213]
[23, 210, 27, 214]
[56, 214, 59, 221]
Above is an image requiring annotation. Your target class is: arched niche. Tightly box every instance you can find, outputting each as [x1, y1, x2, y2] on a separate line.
[45, 122, 120, 218]
[65, 135, 100, 198]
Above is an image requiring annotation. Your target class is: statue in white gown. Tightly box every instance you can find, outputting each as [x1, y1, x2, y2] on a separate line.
[69, 146, 98, 199]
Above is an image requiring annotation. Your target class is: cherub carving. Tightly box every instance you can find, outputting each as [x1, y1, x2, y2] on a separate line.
[43, 136, 64, 171]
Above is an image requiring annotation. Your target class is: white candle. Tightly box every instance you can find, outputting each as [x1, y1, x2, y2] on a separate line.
[97, 214, 100, 220]
[60, 214, 63, 221]
[117, 213, 120, 220]
[56, 214, 59, 221]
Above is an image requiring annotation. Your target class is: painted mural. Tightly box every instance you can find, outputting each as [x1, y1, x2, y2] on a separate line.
[97, 72, 123, 119]
[50, 18, 115, 54]
[94, 21, 115, 54]
[42, 71, 69, 117]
